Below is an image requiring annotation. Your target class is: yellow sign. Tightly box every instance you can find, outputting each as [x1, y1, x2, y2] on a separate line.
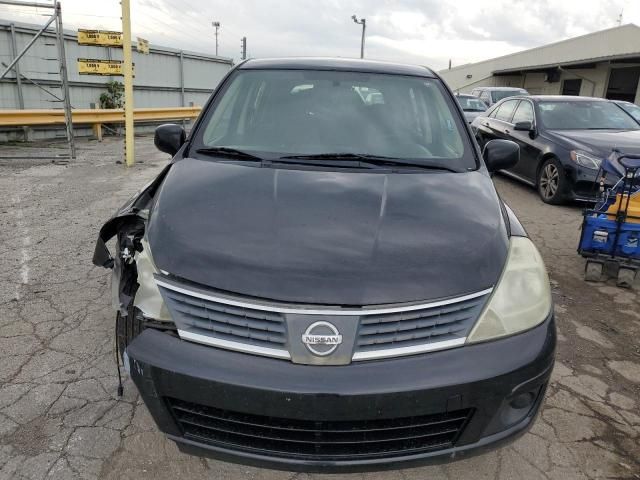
[77, 58, 134, 76]
[77, 29, 123, 47]
[137, 38, 150, 54]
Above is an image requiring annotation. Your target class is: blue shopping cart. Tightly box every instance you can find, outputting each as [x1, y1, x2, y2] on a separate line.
[578, 152, 640, 287]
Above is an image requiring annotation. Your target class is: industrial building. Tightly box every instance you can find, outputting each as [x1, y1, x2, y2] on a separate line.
[439, 24, 640, 104]
[0, 19, 233, 141]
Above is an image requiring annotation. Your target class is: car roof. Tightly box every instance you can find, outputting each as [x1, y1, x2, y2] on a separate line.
[475, 87, 527, 91]
[527, 95, 609, 102]
[612, 99, 635, 105]
[239, 57, 436, 77]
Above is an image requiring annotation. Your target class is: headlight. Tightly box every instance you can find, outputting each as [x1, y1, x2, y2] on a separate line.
[133, 237, 172, 321]
[570, 150, 601, 170]
[467, 236, 551, 343]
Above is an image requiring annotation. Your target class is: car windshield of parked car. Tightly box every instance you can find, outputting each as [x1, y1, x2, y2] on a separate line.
[538, 101, 640, 130]
[491, 90, 525, 102]
[618, 102, 640, 123]
[457, 96, 487, 112]
[195, 69, 474, 170]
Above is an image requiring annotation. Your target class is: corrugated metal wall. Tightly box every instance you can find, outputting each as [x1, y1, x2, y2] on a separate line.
[0, 19, 233, 140]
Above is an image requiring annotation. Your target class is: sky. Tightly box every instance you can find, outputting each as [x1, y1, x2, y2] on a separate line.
[2, 0, 640, 70]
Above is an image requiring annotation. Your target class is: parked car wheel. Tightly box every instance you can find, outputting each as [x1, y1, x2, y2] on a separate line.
[537, 158, 565, 204]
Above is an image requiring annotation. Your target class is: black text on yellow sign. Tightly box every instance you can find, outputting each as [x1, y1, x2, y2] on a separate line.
[77, 58, 135, 76]
[77, 29, 123, 47]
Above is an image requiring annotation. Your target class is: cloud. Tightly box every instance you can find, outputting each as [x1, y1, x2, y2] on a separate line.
[1, 0, 637, 70]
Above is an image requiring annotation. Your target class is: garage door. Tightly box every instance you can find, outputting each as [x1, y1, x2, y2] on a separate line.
[606, 67, 640, 102]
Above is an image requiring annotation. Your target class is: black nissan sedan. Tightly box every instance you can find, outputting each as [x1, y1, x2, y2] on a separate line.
[93, 58, 555, 472]
[472, 95, 640, 204]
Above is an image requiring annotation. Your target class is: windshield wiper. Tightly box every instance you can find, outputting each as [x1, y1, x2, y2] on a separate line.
[195, 147, 262, 160]
[278, 153, 460, 172]
[281, 152, 396, 161]
[578, 127, 631, 130]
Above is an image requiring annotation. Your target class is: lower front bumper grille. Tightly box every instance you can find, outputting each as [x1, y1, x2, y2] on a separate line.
[167, 398, 473, 460]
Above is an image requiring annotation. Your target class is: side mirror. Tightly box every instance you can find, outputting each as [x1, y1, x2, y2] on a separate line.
[483, 139, 519, 173]
[514, 121, 533, 131]
[154, 124, 186, 156]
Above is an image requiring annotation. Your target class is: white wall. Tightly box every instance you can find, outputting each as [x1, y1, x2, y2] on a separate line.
[440, 24, 640, 93]
[519, 64, 610, 96]
[448, 62, 630, 104]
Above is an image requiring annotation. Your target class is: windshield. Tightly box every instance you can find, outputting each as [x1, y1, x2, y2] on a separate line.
[491, 90, 525, 102]
[618, 102, 640, 123]
[457, 96, 487, 112]
[538, 101, 640, 130]
[194, 69, 474, 170]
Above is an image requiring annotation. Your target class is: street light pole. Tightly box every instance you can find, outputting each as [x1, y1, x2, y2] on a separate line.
[351, 15, 366, 59]
[212, 21, 220, 56]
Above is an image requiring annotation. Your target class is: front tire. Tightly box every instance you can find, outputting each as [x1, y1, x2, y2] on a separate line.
[537, 158, 566, 204]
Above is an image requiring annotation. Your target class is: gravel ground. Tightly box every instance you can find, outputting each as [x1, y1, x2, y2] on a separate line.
[0, 136, 639, 480]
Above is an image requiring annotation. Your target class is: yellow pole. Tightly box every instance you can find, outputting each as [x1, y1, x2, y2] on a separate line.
[121, 0, 135, 166]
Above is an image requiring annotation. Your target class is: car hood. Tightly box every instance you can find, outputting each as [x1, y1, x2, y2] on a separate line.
[545, 129, 640, 157]
[147, 158, 509, 305]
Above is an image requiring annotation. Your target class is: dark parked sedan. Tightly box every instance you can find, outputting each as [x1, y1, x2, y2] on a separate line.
[614, 100, 640, 124]
[472, 95, 640, 204]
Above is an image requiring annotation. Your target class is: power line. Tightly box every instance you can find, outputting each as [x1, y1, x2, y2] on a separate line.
[162, 0, 243, 54]
[132, 5, 217, 48]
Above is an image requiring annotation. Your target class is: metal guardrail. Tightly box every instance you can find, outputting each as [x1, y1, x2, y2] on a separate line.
[0, 106, 201, 144]
[0, 106, 201, 127]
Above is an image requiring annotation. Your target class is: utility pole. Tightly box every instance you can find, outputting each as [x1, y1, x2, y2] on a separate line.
[617, 8, 624, 26]
[9, 23, 24, 110]
[54, 2, 75, 158]
[351, 15, 366, 59]
[241, 36, 247, 60]
[212, 21, 220, 56]
[121, 0, 135, 167]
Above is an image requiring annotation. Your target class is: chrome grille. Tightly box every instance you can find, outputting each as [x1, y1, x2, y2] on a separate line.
[156, 277, 490, 362]
[354, 294, 488, 359]
[158, 283, 289, 357]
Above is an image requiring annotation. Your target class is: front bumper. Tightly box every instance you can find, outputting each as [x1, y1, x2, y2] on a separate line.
[567, 166, 612, 202]
[125, 314, 556, 472]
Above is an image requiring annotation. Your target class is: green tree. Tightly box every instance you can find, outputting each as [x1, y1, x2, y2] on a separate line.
[99, 81, 124, 109]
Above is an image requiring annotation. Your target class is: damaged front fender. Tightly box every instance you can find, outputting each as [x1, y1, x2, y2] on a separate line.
[92, 165, 169, 269]
[93, 212, 145, 269]
[93, 164, 171, 315]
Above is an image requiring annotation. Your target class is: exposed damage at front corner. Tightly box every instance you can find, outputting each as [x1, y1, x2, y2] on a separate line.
[92, 165, 171, 318]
